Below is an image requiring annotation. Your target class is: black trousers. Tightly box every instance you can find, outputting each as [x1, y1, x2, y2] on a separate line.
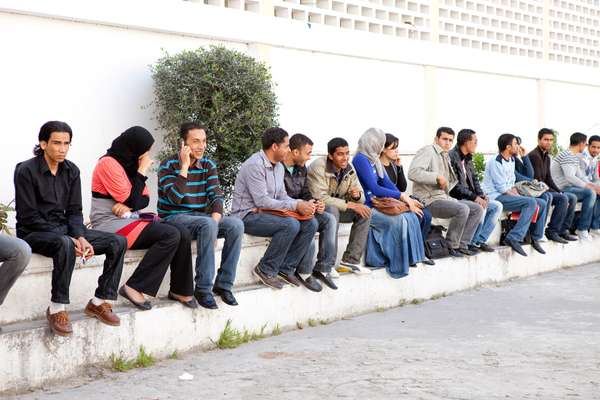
[22, 228, 127, 304]
[128, 221, 193, 297]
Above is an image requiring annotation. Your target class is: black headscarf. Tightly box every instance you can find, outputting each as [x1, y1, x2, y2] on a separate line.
[104, 126, 154, 182]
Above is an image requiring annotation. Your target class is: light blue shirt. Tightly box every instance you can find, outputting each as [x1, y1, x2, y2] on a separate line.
[482, 154, 515, 200]
[230, 150, 298, 219]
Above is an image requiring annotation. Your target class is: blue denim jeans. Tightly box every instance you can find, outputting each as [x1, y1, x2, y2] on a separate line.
[563, 186, 597, 231]
[166, 213, 244, 293]
[242, 212, 318, 277]
[542, 191, 577, 235]
[471, 199, 503, 245]
[495, 195, 548, 242]
[298, 210, 337, 274]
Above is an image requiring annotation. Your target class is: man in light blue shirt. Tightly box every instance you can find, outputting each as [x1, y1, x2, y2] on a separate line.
[482, 133, 547, 256]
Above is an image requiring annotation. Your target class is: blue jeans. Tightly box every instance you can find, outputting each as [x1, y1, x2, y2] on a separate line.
[542, 191, 577, 235]
[495, 195, 548, 242]
[471, 199, 503, 245]
[167, 213, 244, 293]
[593, 198, 600, 230]
[243, 212, 318, 277]
[298, 210, 337, 274]
[563, 186, 597, 231]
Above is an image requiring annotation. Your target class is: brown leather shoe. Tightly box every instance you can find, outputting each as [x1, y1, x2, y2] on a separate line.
[85, 301, 120, 326]
[46, 308, 73, 337]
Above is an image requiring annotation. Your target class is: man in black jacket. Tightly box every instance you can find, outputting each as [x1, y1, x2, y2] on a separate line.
[527, 128, 578, 242]
[282, 133, 337, 291]
[449, 129, 501, 252]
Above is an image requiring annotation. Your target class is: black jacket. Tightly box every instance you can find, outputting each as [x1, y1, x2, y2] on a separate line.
[448, 146, 484, 201]
[282, 163, 312, 201]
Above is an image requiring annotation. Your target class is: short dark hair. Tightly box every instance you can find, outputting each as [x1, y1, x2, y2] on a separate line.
[179, 122, 206, 141]
[498, 133, 516, 153]
[262, 127, 289, 150]
[34, 121, 73, 156]
[384, 133, 399, 149]
[289, 133, 313, 151]
[538, 128, 554, 140]
[436, 126, 455, 138]
[570, 132, 587, 146]
[327, 137, 349, 155]
[457, 129, 476, 147]
[588, 135, 600, 145]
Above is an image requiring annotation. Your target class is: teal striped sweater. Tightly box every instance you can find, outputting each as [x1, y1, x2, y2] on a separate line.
[157, 155, 224, 217]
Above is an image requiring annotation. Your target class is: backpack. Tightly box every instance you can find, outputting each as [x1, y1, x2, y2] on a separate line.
[424, 225, 450, 259]
[500, 217, 532, 245]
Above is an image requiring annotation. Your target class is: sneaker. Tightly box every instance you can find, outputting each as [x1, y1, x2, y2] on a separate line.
[329, 268, 340, 279]
[589, 229, 600, 237]
[577, 230, 592, 242]
[340, 260, 371, 275]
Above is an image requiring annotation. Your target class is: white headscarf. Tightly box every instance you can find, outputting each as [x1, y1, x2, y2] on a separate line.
[356, 127, 386, 178]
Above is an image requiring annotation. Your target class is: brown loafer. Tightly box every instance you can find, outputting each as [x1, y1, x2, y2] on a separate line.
[85, 300, 120, 326]
[46, 308, 73, 337]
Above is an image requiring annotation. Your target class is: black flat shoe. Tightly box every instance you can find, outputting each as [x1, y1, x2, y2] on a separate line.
[409, 263, 417, 268]
[421, 258, 435, 266]
[458, 248, 477, 256]
[448, 248, 464, 258]
[504, 238, 527, 257]
[546, 232, 568, 244]
[312, 271, 338, 290]
[560, 232, 578, 241]
[531, 240, 546, 254]
[119, 286, 152, 311]
[213, 287, 238, 306]
[295, 273, 322, 292]
[476, 243, 495, 253]
[194, 291, 218, 310]
[168, 292, 199, 309]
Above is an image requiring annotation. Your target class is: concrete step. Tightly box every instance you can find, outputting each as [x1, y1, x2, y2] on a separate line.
[1, 237, 599, 394]
[0, 226, 352, 325]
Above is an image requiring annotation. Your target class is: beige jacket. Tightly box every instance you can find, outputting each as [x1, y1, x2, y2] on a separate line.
[407, 144, 458, 206]
[307, 156, 365, 211]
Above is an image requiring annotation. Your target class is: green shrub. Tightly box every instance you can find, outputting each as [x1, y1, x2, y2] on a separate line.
[472, 152, 485, 182]
[151, 45, 279, 202]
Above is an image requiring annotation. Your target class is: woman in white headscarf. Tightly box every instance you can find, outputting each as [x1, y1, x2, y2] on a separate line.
[352, 128, 425, 277]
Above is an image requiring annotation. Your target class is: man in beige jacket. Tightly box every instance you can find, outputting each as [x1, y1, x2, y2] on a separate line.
[408, 127, 484, 257]
[307, 137, 372, 275]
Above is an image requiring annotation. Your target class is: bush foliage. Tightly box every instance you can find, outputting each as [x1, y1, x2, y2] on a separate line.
[151, 46, 279, 201]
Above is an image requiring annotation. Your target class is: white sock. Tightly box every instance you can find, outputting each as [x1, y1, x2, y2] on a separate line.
[49, 302, 66, 314]
[91, 297, 105, 306]
[300, 273, 311, 280]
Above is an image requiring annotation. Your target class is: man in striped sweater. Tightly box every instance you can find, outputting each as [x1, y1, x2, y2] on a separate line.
[158, 122, 244, 309]
[550, 132, 600, 241]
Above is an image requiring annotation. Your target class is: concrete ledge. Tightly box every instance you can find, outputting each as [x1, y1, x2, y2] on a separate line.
[1, 237, 599, 393]
[0, 226, 352, 325]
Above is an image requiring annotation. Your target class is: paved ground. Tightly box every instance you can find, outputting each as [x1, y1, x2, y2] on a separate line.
[10, 263, 600, 400]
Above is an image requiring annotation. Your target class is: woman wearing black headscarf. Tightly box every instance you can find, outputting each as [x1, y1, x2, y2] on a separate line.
[90, 126, 197, 310]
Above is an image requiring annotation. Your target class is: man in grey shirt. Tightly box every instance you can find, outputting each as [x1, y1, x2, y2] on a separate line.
[0, 234, 31, 332]
[231, 127, 318, 289]
[551, 132, 600, 240]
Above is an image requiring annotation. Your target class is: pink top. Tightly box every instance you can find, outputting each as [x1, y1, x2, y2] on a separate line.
[91, 157, 150, 248]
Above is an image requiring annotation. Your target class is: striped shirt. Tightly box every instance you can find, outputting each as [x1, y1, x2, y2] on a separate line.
[157, 155, 224, 218]
[550, 149, 590, 190]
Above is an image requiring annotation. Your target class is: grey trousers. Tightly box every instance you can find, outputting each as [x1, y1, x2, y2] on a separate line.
[0, 235, 31, 305]
[428, 199, 484, 249]
[326, 205, 370, 265]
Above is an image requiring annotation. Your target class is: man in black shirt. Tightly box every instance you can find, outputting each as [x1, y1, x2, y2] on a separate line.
[14, 121, 127, 336]
[527, 128, 578, 242]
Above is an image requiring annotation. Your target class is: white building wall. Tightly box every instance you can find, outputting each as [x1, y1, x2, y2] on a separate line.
[0, 0, 599, 218]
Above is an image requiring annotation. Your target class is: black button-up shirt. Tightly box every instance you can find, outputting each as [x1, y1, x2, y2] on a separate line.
[14, 155, 85, 238]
